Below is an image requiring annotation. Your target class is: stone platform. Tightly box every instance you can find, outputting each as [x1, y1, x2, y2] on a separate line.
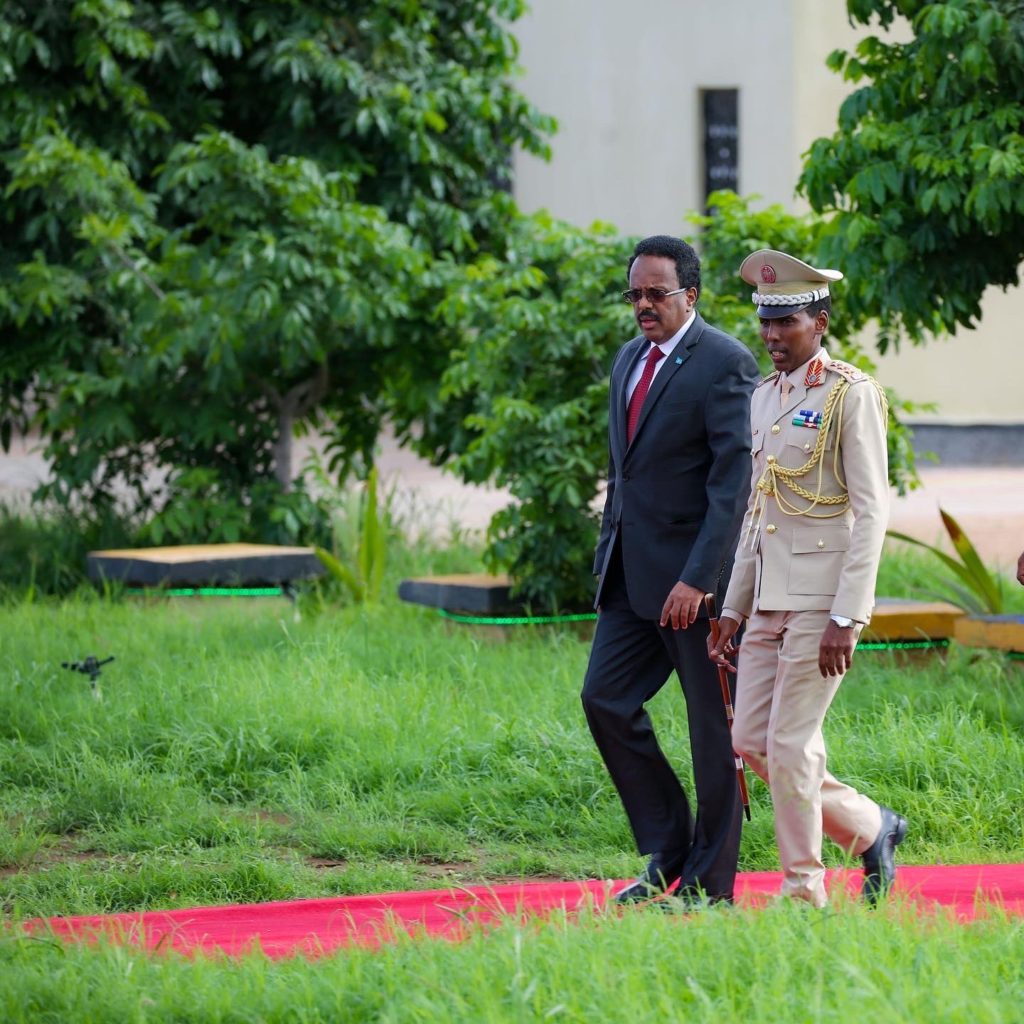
[398, 577, 970, 645]
[87, 543, 324, 588]
[397, 574, 516, 615]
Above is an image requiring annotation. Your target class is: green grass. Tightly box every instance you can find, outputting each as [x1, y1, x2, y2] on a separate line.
[1, 546, 1023, 1020]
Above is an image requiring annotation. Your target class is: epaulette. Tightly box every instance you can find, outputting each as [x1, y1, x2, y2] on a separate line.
[831, 360, 889, 422]
[828, 360, 868, 383]
[756, 370, 781, 388]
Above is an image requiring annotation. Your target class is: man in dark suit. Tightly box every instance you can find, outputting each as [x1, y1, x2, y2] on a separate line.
[582, 235, 759, 904]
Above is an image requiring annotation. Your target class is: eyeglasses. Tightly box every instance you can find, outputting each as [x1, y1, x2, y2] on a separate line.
[621, 287, 687, 305]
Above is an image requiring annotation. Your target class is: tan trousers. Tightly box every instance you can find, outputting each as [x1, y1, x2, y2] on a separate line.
[732, 608, 882, 906]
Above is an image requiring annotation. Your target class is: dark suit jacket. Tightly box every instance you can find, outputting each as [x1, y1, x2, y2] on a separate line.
[593, 312, 759, 620]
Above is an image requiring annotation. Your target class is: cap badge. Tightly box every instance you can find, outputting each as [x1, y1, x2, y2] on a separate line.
[760, 265, 777, 284]
[804, 358, 826, 387]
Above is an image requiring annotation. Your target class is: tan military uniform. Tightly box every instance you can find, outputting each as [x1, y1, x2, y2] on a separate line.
[723, 348, 889, 906]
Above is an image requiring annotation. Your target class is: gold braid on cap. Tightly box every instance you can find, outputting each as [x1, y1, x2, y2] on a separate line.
[751, 287, 830, 306]
[745, 376, 889, 548]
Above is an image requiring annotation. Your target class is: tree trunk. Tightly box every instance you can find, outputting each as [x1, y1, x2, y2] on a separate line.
[267, 361, 329, 492]
[273, 409, 293, 491]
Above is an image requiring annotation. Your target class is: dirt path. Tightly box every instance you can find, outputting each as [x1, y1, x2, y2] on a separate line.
[4, 433, 1022, 570]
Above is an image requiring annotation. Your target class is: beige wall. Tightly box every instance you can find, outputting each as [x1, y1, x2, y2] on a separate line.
[791, 1, 869, 188]
[511, 0, 1023, 424]
[872, 285, 1019, 425]
[512, 0, 796, 230]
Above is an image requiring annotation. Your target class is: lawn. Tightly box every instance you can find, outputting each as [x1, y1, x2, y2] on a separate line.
[1, 549, 1023, 1021]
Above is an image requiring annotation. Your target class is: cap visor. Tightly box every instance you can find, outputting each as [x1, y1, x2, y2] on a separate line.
[756, 302, 811, 319]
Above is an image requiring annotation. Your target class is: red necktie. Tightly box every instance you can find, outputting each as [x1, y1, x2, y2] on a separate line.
[626, 345, 665, 442]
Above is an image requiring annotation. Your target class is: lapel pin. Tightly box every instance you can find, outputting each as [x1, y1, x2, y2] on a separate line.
[675, 356, 683, 365]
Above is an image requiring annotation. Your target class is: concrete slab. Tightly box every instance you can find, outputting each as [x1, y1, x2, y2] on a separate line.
[87, 543, 324, 587]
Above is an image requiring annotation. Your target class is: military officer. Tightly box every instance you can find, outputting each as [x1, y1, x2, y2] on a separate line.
[708, 249, 907, 908]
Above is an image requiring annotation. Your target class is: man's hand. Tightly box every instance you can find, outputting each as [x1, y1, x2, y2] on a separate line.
[660, 581, 704, 630]
[819, 619, 857, 678]
[706, 615, 740, 674]
[1017, 549, 1024, 587]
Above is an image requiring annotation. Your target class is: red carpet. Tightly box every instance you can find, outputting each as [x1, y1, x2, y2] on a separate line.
[27, 864, 1024, 960]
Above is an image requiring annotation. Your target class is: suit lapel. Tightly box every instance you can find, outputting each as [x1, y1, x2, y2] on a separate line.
[615, 338, 647, 454]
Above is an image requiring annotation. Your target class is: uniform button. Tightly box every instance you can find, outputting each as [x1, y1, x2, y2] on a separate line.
[817, 539, 825, 549]
[804, 442, 811, 451]
[766, 524, 777, 534]
[771, 424, 781, 434]
[751, 448, 757, 455]
[766, 455, 776, 463]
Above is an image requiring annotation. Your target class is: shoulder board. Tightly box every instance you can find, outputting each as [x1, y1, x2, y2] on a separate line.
[828, 360, 869, 383]
[756, 370, 781, 388]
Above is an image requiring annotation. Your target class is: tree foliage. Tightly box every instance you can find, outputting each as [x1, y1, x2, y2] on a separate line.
[439, 212, 630, 609]
[799, 0, 1024, 349]
[0, 0, 552, 541]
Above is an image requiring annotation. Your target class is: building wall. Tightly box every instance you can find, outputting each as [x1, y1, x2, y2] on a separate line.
[510, 0, 1023, 443]
[511, 0, 796, 229]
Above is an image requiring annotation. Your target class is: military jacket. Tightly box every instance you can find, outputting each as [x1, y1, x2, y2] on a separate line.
[722, 349, 889, 623]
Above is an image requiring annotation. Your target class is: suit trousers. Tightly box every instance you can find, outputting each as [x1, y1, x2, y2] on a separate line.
[581, 543, 741, 899]
[731, 608, 882, 906]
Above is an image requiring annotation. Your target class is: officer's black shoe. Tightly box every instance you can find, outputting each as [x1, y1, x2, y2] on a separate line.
[614, 847, 690, 904]
[861, 806, 908, 905]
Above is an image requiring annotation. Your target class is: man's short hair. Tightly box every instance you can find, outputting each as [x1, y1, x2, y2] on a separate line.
[804, 295, 832, 320]
[628, 235, 701, 298]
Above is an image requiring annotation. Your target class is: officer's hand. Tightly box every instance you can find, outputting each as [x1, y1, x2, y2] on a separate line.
[707, 616, 739, 674]
[660, 581, 704, 630]
[819, 619, 857, 678]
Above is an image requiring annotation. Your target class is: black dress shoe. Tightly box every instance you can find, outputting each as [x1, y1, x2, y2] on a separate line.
[614, 847, 689, 904]
[861, 806, 908, 905]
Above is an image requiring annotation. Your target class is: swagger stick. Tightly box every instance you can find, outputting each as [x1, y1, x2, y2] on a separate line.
[703, 594, 751, 821]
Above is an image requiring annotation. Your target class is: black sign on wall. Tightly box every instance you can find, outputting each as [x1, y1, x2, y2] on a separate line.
[702, 89, 739, 206]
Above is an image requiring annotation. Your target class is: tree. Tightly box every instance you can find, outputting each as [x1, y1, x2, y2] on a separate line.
[0, 0, 553, 540]
[799, 0, 1024, 349]
[439, 212, 629, 610]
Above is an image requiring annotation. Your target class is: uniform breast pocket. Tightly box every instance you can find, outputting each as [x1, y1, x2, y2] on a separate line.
[788, 527, 850, 595]
[785, 429, 833, 462]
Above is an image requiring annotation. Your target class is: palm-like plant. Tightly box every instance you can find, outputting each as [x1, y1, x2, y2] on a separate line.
[314, 467, 387, 605]
[887, 508, 1004, 615]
